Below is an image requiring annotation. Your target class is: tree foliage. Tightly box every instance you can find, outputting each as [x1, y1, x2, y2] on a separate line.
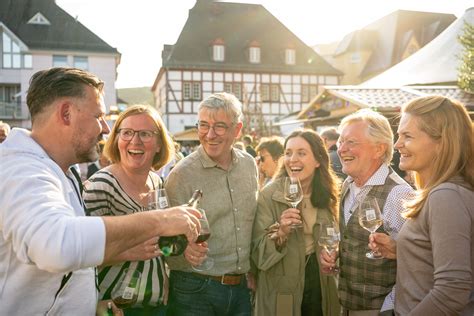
[458, 21, 474, 93]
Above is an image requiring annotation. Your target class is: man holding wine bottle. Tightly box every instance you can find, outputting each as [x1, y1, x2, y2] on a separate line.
[0, 68, 202, 315]
[165, 92, 259, 316]
[320, 109, 413, 316]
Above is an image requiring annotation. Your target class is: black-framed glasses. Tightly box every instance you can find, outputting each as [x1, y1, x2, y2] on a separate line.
[196, 121, 232, 136]
[118, 128, 159, 143]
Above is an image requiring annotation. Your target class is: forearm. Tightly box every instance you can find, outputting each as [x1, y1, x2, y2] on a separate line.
[102, 212, 162, 265]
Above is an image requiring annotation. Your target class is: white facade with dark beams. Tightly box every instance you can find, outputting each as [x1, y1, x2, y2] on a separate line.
[152, 0, 342, 134]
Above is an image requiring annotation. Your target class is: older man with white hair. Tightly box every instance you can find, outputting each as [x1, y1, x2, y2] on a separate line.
[321, 109, 413, 316]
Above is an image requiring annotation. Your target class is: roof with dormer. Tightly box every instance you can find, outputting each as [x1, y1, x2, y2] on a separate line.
[0, 0, 118, 54]
[160, 0, 341, 75]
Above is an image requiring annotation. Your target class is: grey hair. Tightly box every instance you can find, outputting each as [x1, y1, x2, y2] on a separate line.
[199, 92, 243, 124]
[339, 109, 394, 164]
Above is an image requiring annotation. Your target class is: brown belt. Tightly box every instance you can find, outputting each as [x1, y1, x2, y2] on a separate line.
[190, 272, 244, 285]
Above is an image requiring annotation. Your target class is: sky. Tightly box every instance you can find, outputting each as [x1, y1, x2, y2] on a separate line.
[57, 0, 473, 89]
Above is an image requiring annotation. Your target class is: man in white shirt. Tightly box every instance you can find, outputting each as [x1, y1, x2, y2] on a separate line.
[0, 67, 201, 315]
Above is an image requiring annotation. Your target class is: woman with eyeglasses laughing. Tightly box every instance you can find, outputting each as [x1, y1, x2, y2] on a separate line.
[83, 105, 186, 315]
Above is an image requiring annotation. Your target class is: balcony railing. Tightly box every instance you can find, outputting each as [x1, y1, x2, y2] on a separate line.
[0, 101, 29, 120]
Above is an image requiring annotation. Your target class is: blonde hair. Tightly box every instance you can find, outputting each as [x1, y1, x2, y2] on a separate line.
[104, 105, 175, 171]
[339, 109, 394, 164]
[402, 96, 474, 218]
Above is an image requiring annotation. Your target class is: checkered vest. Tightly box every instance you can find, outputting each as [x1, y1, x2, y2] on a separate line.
[338, 168, 401, 310]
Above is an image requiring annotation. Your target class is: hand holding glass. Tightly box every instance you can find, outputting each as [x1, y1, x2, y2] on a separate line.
[358, 197, 383, 259]
[283, 177, 303, 228]
[192, 208, 214, 271]
[318, 221, 340, 273]
[111, 268, 141, 309]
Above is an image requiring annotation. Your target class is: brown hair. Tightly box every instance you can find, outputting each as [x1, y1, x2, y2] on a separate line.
[104, 105, 175, 171]
[27, 67, 104, 123]
[275, 129, 340, 220]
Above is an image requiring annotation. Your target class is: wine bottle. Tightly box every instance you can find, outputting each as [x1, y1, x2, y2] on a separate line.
[158, 189, 202, 256]
[106, 301, 114, 316]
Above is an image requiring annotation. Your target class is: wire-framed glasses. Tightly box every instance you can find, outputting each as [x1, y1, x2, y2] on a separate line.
[196, 121, 232, 136]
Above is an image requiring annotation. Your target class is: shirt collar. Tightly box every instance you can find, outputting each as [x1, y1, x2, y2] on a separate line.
[346, 164, 389, 188]
[197, 145, 240, 169]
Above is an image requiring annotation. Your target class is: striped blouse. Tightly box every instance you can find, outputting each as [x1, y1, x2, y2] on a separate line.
[83, 169, 167, 308]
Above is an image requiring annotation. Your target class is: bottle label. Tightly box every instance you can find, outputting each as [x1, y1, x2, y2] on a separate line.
[122, 286, 135, 300]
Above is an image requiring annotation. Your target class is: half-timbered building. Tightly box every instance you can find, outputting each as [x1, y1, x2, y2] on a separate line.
[152, 0, 342, 134]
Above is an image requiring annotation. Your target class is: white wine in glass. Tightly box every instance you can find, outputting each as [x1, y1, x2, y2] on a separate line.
[318, 221, 340, 273]
[358, 196, 383, 259]
[284, 177, 303, 228]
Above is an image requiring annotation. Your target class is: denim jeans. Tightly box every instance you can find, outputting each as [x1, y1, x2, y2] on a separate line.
[167, 271, 251, 316]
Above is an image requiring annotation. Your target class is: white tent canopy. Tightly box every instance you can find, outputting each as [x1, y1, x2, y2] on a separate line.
[363, 7, 474, 87]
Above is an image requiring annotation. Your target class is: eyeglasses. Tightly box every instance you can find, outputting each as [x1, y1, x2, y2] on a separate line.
[337, 139, 367, 149]
[118, 128, 159, 143]
[196, 121, 232, 136]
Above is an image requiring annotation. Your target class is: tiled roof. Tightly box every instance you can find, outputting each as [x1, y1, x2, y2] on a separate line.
[162, 0, 341, 75]
[299, 85, 474, 119]
[0, 0, 118, 54]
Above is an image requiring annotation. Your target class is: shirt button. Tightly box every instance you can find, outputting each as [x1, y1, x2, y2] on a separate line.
[231, 189, 234, 192]
[237, 267, 242, 270]
[237, 227, 240, 231]
[238, 247, 242, 251]
[234, 208, 238, 212]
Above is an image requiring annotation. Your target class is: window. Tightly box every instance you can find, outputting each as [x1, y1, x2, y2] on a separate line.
[224, 82, 242, 100]
[270, 84, 280, 102]
[285, 49, 296, 65]
[73, 56, 88, 70]
[23, 54, 32, 68]
[2, 33, 21, 68]
[213, 45, 225, 62]
[183, 81, 202, 101]
[249, 47, 260, 63]
[260, 84, 270, 102]
[53, 55, 68, 67]
[301, 84, 318, 103]
[260, 84, 279, 102]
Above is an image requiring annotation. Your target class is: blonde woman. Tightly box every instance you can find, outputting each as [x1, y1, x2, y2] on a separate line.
[370, 96, 474, 314]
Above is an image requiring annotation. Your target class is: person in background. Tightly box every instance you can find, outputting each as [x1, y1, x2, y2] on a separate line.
[320, 109, 413, 316]
[0, 67, 201, 315]
[165, 92, 259, 316]
[320, 128, 345, 181]
[156, 139, 185, 180]
[369, 96, 474, 315]
[234, 140, 245, 151]
[0, 121, 11, 143]
[255, 136, 284, 190]
[84, 105, 193, 315]
[252, 129, 340, 316]
[86, 140, 110, 178]
[243, 134, 257, 157]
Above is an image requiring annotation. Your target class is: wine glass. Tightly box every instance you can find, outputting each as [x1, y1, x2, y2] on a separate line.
[283, 177, 303, 228]
[147, 189, 169, 210]
[111, 268, 141, 309]
[192, 208, 214, 271]
[358, 196, 383, 259]
[318, 220, 340, 274]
